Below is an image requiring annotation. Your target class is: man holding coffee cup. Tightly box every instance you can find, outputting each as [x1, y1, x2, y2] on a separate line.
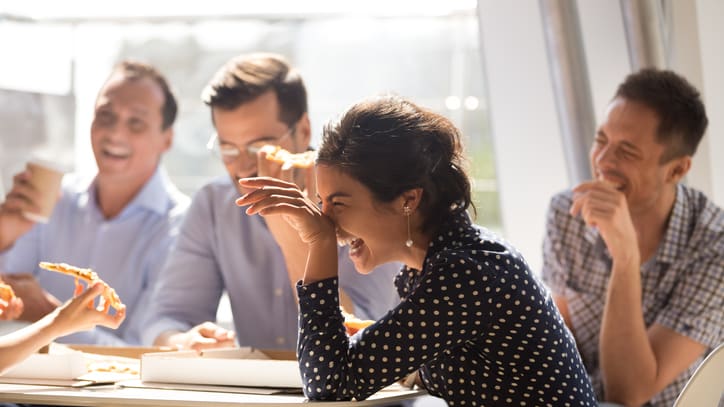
[18, 158, 66, 224]
[0, 61, 189, 345]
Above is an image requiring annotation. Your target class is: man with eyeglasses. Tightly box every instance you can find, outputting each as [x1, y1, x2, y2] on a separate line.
[143, 53, 399, 350]
[0, 61, 189, 345]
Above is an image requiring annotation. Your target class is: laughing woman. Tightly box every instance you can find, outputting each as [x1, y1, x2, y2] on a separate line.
[236, 95, 596, 406]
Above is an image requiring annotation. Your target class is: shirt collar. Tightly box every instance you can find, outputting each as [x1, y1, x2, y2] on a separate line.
[656, 184, 689, 264]
[84, 166, 173, 217]
[426, 209, 474, 257]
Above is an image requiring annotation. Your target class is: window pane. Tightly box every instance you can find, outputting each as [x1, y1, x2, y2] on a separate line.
[0, 7, 501, 231]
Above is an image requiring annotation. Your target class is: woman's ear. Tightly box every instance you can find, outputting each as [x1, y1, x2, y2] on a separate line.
[401, 188, 424, 212]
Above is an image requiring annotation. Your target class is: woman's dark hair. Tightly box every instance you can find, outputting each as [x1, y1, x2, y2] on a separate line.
[615, 68, 708, 162]
[318, 95, 473, 234]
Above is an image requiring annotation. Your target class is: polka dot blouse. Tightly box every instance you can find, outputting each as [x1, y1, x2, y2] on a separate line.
[296, 211, 597, 406]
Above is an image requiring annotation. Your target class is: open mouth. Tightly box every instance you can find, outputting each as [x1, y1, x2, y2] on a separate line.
[337, 234, 365, 257]
[102, 144, 131, 160]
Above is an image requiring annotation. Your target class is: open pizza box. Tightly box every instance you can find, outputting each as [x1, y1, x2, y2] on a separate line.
[139, 347, 302, 391]
[0, 343, 173, 387]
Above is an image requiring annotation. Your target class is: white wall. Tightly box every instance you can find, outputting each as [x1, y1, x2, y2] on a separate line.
[477, 0, 569, 273]
[695, 0, 724, 206]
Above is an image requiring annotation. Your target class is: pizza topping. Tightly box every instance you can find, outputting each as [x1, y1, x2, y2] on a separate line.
[0, 282, 16, 303]
[260, 145, 317, 170]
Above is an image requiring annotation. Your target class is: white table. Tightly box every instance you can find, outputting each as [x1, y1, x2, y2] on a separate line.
[0, 382, 423, 406]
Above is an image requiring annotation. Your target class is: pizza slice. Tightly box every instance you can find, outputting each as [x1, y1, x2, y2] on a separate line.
[0, 282, 16, 303]
[38, 262, 124, 312]
[261, 145, 316, 170]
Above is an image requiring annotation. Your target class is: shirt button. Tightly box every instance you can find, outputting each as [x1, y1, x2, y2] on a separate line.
[274, 288, 283, 297]
[276, 337, 286, 345]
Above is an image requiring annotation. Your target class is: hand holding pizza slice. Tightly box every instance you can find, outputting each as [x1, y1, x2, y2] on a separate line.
[259, 145, 316, 170]
[38, 262, 124, 313]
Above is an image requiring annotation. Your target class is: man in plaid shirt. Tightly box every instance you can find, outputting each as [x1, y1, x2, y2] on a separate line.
[542, 68, 723, 407]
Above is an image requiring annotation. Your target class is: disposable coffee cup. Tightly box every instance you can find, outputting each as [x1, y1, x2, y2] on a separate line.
[22, 158, 65, 224]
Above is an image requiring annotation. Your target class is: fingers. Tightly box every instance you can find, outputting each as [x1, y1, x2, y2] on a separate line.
[570, 180, 623, 220]
[236, 183, 309, 214]
[303, 166, 317, 201]
[100, 305, 126, 329]
[189, 322, 236, 351]
[76, 282, 104, 302]
[188, 337, 236, 352]
[73, 282, 84, 297]
[243, 195, 312, 216]
[0, 297, 24, 320]
[2, 171, 42, 215]
[238, 177, 298, 190]
[197, 322, 235, 341]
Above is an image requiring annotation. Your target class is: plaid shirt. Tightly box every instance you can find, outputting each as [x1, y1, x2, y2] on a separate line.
[542, 183, 724, 407]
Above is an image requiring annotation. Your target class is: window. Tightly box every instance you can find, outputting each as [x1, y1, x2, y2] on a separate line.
[0, 1, 501, 230]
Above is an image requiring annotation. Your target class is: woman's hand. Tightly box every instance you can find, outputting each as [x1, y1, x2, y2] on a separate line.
[236, 177, 335, 245]
[0, 296, 24, 320]
[50, 282, 126, 337]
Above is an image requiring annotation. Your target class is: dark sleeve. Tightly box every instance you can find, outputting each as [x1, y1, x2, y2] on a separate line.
[296, 253, 495, 401]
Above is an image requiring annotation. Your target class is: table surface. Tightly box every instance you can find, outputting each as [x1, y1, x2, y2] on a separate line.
[0, 382, 424, 407]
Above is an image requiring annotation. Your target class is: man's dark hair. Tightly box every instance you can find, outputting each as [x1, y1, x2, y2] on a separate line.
[110, 60, 178, 130]
[201, 53, 307, 127]
[615, 68, 708, 162]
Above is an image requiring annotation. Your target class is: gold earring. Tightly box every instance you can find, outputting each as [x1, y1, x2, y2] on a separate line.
[403, 205, 413, 248]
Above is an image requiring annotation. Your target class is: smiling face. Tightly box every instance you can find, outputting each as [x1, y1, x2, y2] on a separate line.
[316, 164, 408, 274]
[212, 91, 309, 195]
[90, 73, 171, 185]
[591, 97, 687, 214]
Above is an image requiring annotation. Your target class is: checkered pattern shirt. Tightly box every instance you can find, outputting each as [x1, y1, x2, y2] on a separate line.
[542, 184, 724, 407]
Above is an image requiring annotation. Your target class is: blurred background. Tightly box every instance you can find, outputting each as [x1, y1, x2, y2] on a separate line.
[1, 2, 722, 404]
[1, 0, 722, 281]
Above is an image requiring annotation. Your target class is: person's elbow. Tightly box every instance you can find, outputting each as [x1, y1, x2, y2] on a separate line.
[303, 385, 354, 401]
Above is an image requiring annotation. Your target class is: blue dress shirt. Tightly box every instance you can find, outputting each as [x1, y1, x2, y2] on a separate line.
[142, 177, 401, 349]
[0, 167, 189, 345]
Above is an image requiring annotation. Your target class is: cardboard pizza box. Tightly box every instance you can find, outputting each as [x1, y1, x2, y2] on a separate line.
[140, 347, 301, 389]
[0, 343, 172, 386]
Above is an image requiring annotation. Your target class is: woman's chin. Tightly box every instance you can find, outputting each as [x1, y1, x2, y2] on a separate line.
[349, 247, 376, 274]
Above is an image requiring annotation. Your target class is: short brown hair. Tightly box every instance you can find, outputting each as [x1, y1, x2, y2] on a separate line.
[201, 53, 307, 127]
[108, 60, 178, 130]
[614, 68, 708, 162]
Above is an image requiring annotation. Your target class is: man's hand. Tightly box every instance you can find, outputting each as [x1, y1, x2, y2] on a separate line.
[160, 322, 236, 352]
[570, 180, 639, 264]
[0, 170, 41, 251]
[0, 273, 60, 322]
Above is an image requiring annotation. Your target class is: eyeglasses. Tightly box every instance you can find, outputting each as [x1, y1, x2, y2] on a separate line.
[206, 125, 296, 164]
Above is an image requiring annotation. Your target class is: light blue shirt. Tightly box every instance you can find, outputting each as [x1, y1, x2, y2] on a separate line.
[142, 177, 401, 349]
[0, 167, 189, 345]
